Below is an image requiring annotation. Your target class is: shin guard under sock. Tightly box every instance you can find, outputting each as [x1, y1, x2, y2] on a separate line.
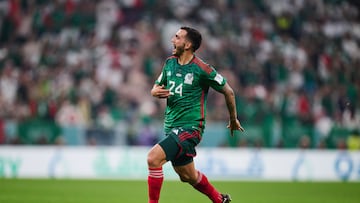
[193, 171, 222, 203]
[148, 167, 164, 203]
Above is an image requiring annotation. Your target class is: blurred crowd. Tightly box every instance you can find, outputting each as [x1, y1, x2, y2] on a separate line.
[0, 0, 359, 149]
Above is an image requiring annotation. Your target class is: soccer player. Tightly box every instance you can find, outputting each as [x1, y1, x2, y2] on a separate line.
[147, 26, 244, 203]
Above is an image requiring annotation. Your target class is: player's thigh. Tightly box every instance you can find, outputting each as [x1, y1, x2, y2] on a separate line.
[147, 144, 167, 167]
[158, 133, 180, 161]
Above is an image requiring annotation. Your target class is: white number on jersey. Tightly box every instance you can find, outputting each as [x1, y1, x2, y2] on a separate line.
[169, 80, 183, 96]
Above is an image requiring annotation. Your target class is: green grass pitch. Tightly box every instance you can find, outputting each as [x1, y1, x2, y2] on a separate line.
[1, 179, 359, 203]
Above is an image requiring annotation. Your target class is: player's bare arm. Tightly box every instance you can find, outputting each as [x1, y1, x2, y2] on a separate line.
[218, 82, 245, 136]
[151, 84, 170, 99]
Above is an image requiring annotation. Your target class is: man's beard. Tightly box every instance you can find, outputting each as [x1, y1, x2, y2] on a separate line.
[173, 45, 185, 57]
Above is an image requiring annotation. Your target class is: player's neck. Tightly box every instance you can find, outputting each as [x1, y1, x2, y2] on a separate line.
[177, 52, 194, 65]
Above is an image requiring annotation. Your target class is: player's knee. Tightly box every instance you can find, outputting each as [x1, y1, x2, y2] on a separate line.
[147, 151, 162, 167]
[147, 144, 167, 168]
[147, 153, 157, 167]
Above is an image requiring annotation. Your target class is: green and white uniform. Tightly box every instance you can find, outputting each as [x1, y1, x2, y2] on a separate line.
[155, 55, 227, 133]
[155, 55, 227, 166]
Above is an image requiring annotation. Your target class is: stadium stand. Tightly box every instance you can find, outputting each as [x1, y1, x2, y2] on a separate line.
[0, 0, 359, 149]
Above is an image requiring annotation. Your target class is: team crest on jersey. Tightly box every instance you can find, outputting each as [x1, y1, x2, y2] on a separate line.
[184, 73, 194, 85]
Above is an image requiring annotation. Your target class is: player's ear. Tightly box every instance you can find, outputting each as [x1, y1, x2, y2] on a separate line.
[185, 41, 192, 51]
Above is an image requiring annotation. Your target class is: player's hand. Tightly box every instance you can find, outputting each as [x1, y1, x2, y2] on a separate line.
[151, 85, 170, 99]
[227, 119, 244, 137]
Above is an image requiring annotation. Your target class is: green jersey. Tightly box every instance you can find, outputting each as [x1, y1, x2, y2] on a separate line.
[155, 55, 227, 133]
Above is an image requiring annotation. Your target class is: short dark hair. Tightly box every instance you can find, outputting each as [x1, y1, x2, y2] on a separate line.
[180, 26, 202, 52]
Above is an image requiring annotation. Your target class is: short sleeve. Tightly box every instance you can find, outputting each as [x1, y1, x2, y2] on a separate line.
[201, 66, 227, 92]
[155, 64, 167, 86]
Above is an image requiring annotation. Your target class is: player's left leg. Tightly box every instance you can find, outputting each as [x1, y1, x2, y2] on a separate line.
[174, 162, 224, 203]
